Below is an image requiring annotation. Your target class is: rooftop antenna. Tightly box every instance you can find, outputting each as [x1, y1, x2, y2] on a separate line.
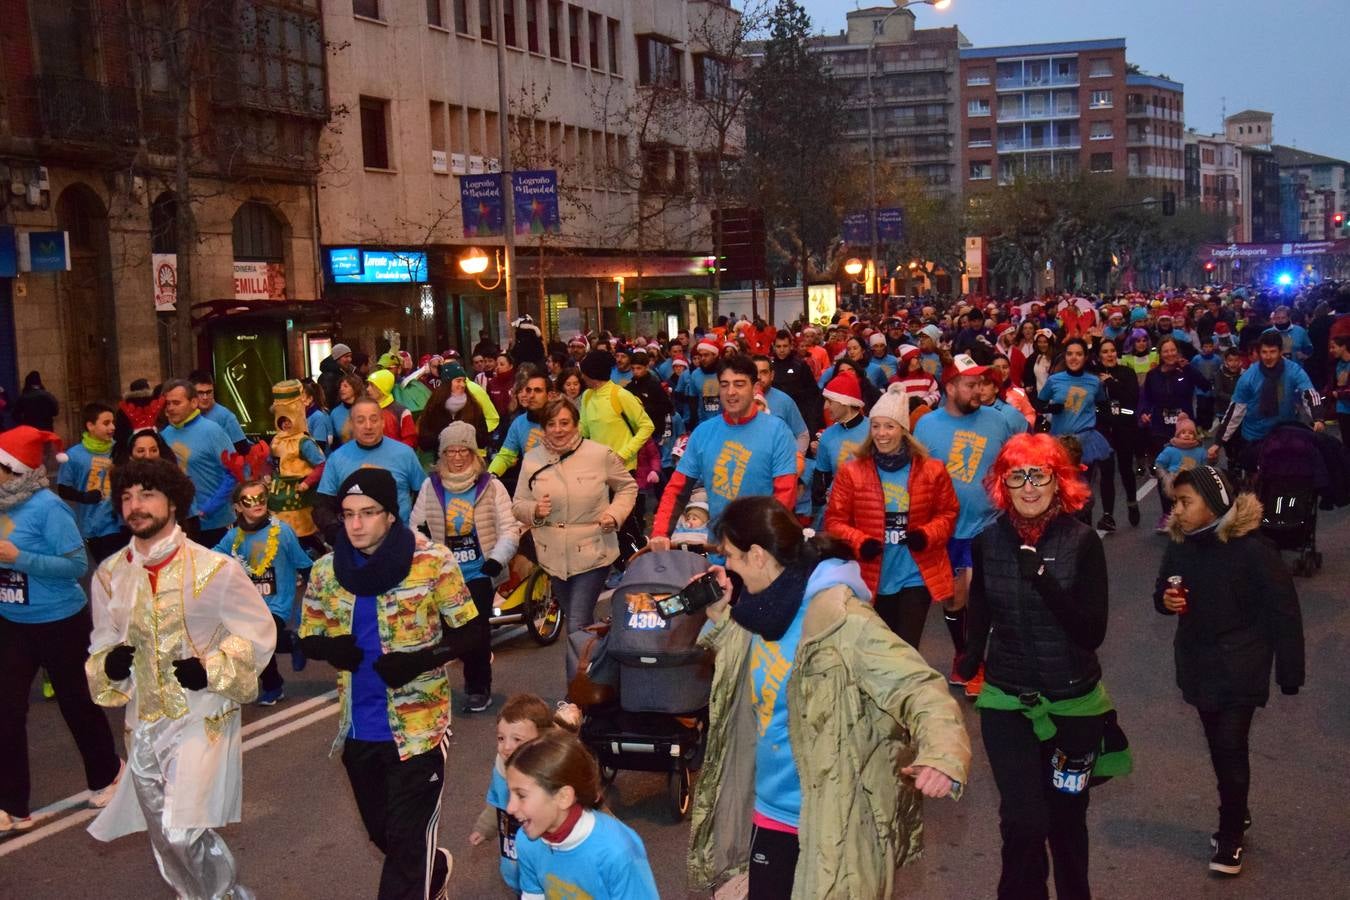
[1220, 95, 1226, 130]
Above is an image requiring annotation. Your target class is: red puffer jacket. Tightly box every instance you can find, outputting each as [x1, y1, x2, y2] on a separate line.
[824, 450, 957, 602]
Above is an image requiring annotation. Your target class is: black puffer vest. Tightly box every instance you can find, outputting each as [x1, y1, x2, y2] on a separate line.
[974, 514, 1102, 700]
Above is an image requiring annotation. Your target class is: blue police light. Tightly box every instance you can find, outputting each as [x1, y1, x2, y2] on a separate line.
[1276, 272, 1294, 287]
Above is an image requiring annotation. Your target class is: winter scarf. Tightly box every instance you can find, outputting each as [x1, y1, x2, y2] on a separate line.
[333, 521, 415, 597]
[1258, 358, 1285, 418]
[0, 467, 48, 511]
[873, 443, 912, 473]
[445, 392, 468, 414]
[731, 562, 811, 641]
[1009, 498, 1062, 548]
[543, 429, 583, 456]
[438, 459, 484, 494]
[82, 431, 113, 454]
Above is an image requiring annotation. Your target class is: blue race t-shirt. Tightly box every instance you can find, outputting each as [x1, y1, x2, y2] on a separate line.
[501, 412, 545, 462]
[0, 490, 87, 624]
[439, 485, 485, 581]
[485, 761, 521, 889]
[750, 596, 808, 826]
[878, 464, 924, 595]
[679, 367, 722, 425]
[1039, 370, 1103, 435]
[330, 404, 352, 446]
[1229, 360, 1317, 441]
[676, 412, 797, 524]
[1190, 353, 1221, 397]
[1336, 359, 1350, 415]
[989, 399, 1030, 436]
[609, 366, 634, 386]
[202, 402, 247, 444]
[872, 353, 899, 383]
[318, 438, 428, 523]
[914, 406, 1017, 539]
[814, 415, 869, 480]
[659, 410, 685, 471]
[348, 591, 394, 741]
[57, 443, 119, 538]
[308, 409, 335, 453]
[764, 386, 807, 445]
[160, 414, 237, 531]
[213, 519, 312, 620]
[515, 811, 659, 900]
[1154, 444, 1209, 474]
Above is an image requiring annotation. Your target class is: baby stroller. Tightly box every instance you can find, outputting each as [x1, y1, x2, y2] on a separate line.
[575, 548, 713, 821]
[1255, 423, 1326, 576]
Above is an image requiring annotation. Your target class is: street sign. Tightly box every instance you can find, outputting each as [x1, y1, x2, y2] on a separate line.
[842, 212, 870, 244]
[512, 170, 561, 236]
[877, 208, 905, 242]
[460, 173, 505, 237]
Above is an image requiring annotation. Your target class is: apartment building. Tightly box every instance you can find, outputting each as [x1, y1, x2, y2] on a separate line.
[1184, 129, 1243, 240]
[1226, 110, 1281, 242]
[959, 39, 1128, 189]
[803, 7, 969, 193]
[1124, 72, 1184, 195]
[1274, 145, 1349, 241]
[319, 0, 737, 354]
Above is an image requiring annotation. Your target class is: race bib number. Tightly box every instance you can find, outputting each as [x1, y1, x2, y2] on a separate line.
[496, 808, 521, 861]
[884, 511, 908, 546]
[625, 592, 667, 630]
[0, 568, 28, 605]
[1163, 409, 1180, 426]
[1109, 401, 1121, 417]
[448, 534, 480, 565]
[250, 567, 277, 597]
[1050, 747, 1096, 795]
[702, 396, 721, 414]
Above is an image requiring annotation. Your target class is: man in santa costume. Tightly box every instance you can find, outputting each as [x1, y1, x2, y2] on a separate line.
[85, 457, 274, 899]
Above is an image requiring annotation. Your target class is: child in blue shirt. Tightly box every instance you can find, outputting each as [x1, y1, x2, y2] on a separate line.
[56, 403, 122, 563]
[469, 695, 581, 892]
[1190, 336, 1223, 430]
[1154, 415, 1209, 530]
[508, 731, 659, 900]
[214, 480, 313, 704]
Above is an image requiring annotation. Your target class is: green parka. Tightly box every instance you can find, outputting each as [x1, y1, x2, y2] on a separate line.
[688, 579, 972, 899]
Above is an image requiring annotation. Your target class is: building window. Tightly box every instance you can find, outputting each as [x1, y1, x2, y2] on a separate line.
[502, 0, 518, 47]
[547, 0, 561, 57]
[150, 193, 178, 253]
[1090, 121, 1113, 141]
[568, 5, 582, 62]
[427, 0, 443, 27]
[606, 18, 620, 74]
[232, 201, 284, 261]
[588, 12, 601, 67]
[1089, 90, 1113, 109]
[967, 98, 990, 117]
[359, 96, 391, 169]
[641, 143, 667, 191]
[694, 54, 729, 101]
[638, 36, 682, 88]
[353, 0, 379, 19]
[968, 127, 991, 148]
[672, 151, 688, 193]
[453, 0, 468, 33]
[479, 0, 493, 40]
[525, 0, 539, 51]
[1089, 58, 1111, 78]
[230, 2, 327, 118]
[1089, 152, 1113, 173]
[966, 67, 990, 86]
[969, 160, 992, 181]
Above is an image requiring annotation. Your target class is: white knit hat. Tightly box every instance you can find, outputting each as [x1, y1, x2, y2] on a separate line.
[869, 384, 911, 429]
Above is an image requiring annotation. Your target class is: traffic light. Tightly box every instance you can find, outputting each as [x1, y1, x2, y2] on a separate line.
[1334, 211, 1346, 230]
[1161, 191, 1177, 216]
[1204, 260, 1216, 273]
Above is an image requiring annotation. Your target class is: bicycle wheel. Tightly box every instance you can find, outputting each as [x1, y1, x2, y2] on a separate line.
[524, 568, 564, 645]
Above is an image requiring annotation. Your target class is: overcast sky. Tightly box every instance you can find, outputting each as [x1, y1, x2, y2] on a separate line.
[794, 0, 1349, 160]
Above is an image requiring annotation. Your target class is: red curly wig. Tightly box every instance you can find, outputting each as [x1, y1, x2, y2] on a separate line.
[985, 432, 1091, 514]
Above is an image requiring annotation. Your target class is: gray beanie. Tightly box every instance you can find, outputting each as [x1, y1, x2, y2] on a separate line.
[438, 421, 479, 454]
[331, 343, 353, 360]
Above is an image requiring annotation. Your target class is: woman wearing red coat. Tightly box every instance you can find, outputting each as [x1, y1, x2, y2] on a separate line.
[825, 383, 958, 649]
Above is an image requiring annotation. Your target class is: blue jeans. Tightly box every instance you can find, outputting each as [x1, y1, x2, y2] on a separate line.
[553, 566, 612, 684]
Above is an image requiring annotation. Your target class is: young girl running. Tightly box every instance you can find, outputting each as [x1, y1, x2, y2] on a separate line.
[469, 695, 580, 892]
[506, 731, 659, 900]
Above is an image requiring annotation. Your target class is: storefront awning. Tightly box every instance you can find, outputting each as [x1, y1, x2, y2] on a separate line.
[190, 298, 331, 326]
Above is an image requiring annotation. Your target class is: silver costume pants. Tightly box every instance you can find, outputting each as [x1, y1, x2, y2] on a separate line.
[129, 718, 255, 900]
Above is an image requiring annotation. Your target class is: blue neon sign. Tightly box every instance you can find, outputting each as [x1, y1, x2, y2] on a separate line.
[330, 249, 428, 284]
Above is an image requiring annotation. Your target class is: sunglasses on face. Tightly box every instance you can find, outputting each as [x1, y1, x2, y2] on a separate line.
[1003, 469, 1055, 488]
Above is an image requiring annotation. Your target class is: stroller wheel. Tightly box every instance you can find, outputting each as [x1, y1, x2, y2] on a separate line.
[600, 764, 618, 786]
[524, 570, 564, 645]
[669, 766, 692, 822]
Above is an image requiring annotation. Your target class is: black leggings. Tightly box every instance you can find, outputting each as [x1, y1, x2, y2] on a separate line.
[873, 586, 932, 649]
[1198, 705, 1255, 839]
[1097, 434, 1138, 517]
[981, 707, 1106, 900]
[259, 614, 291, 692]
[748, 824, 799, 899]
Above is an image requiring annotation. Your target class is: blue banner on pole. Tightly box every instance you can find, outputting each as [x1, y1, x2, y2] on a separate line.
[460, 174, 505, 237]
[512, 170, 561, 236]
[842, 212, 871, 245]
[0, 227, 15, 278]
[877, 207, 905, 242]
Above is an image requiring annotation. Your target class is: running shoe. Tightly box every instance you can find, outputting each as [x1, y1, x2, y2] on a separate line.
[1096, 514, 1116, 533]
[430, 848, 453, 900]
[1127, 503, 1141, 527]
[963, 665, 985, 699]
[88, 760, 126, 809]
[1155, 513, 1170, 534]
[257, 686, 285, 707]
[41, 676, 54, 700]
[462, 693, 493, 714]
[1211, 812, 1253, 848]
[0, 810, 34, 834]
[1209, 835, 1244, 875]
[947, 657, 969, 687]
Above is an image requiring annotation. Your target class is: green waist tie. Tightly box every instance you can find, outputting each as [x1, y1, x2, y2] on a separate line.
[977, 681, 1133, 778]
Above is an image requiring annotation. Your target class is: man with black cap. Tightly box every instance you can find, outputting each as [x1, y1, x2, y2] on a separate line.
[1154, 465, 1303, 878]
[301, 468, 480, 900]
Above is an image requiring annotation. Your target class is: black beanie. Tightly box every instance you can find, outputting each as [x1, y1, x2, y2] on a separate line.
[338, 468, 400, 516]
[1187, 465, 1235, 518]
[580, 350, 615, 382]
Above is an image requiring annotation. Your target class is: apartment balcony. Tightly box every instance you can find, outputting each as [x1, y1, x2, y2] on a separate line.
[998, 137, 1082, 153]
[33, 74, 139, 145]
[997, 105, 1079, 123]
[883, 117, 950, 135]
[1126, 132, 1184, 150]
[996, 73, 1079, 92]
[1125, 102, 1183, 123]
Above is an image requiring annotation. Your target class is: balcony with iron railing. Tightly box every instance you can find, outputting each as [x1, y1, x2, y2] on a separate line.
[997, 103, 1080, 123]
[33, 74, 140, 145]
[996, 72, 1079, 92]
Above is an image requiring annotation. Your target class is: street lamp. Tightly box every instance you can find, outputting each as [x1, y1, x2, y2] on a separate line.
[865, 0, 951, 312]
[843, 257, 865, 278]
[488, 0, 518, 323]
[459, 246, 504, 290]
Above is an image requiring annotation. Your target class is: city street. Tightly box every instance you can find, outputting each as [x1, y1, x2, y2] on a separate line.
[3, 486, 1346, 899]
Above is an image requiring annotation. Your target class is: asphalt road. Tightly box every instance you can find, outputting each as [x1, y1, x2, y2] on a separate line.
[4, 486, 1347, 899]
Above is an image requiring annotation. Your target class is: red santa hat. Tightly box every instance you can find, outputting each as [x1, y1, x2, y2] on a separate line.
[0, 426, 67, 474]
[696, 337, 721, 355]
[822, 371, 865, 408]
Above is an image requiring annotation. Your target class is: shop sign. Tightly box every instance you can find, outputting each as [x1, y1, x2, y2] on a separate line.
[461, 174, 504, 237]
[18, 230, 70, 272]
[965, 236, 986, 278]
[328, 247, 362, 277]
[153, 253, 177, 311]
[233, 260, 286, 300]
[512, 170, 561, 236]
[807, 284, 837, 326]
[332, 249, 428, 284]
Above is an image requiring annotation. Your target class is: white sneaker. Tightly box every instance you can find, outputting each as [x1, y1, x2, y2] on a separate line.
[88, 760, 126, 809]
[0, 810, 35, 833]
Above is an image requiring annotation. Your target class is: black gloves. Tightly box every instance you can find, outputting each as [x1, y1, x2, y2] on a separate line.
[172, 657, 208, 691]
[481, 558, 503, 579]
[859, 538, 885, 561]
[79, 489, 104, 504]
[104, 644, 135, 680]
[373, 647, 450, 689]
[1017, 546, 1044, 580]
[1281, 686, 1299, 696]
[907, 530, 927, 552]
[300, 634, 364, 672]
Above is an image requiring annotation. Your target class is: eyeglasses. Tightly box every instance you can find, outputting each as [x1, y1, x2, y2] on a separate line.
[1003, 469, 1055, 488]
[341, 508, 388, 523]
[238, 494, 268, 508]
[441, 447, 475, 456]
